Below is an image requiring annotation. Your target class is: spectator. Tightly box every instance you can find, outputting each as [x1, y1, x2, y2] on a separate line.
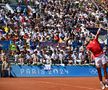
[0, 0, 108, 66]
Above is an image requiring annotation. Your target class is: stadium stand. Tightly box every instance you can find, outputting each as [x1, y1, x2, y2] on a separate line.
[0, 0, 108, 77]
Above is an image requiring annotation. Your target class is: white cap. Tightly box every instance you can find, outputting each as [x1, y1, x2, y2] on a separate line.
[34, 49, 37, 52]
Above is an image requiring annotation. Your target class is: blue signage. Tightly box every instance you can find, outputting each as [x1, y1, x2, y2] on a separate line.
[10, 65, 100, 77]
[0, 40, 10, 50]
[87, 28, 107, 35]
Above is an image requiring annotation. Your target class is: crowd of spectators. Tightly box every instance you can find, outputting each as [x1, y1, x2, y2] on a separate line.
[0, 0, 108, 66]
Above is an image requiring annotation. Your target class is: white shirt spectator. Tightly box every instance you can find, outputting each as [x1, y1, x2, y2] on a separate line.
[59, 52, 64, 64]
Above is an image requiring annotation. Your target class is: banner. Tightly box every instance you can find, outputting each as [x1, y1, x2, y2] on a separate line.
[0, 40, 10, 50]
[10, 65, 101, 77]
[0, 62, 1, 77]
[86, 28, 107, 35]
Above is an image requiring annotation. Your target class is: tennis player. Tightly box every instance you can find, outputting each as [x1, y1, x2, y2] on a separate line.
[85, 28, 108, 90]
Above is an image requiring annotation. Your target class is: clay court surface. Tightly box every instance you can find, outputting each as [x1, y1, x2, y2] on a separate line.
[0, 77, 108, 90]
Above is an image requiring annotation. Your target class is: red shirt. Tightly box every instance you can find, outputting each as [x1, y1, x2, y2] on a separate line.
[86, 38, 103, 57]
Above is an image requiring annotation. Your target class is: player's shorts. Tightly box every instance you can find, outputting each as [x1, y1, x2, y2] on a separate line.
[94, 54, 108, 67]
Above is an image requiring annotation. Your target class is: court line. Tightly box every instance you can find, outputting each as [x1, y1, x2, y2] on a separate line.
[36, 81, 101, 90]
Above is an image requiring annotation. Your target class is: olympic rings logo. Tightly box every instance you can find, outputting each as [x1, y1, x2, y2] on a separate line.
[89, 68, 97, 75]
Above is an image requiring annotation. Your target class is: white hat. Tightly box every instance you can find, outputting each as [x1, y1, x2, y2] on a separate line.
[34, 49, 37, 52]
